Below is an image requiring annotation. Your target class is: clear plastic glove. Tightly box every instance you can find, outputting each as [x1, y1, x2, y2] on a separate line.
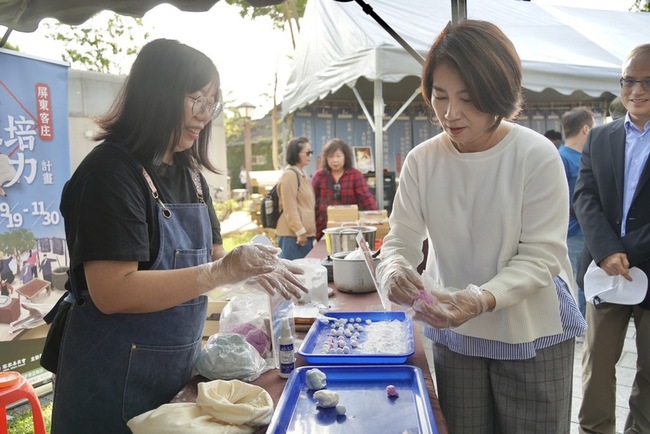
[196, 244, 308, 300]
[375, 255, 425, 307]
[413, 284, 489, 329]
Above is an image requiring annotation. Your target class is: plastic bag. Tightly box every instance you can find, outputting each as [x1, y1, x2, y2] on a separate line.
[219, 294, 272, 359]
[194, 333, 267, 382]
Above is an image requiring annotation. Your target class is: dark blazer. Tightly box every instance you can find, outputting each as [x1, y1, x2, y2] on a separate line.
[573, 118, 650, 309]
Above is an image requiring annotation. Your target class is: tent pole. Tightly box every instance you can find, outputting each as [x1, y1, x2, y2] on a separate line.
[374, 80, 384, 211]
[354, 0, 425, 66]
[0, 0, 28, 48]
[351, 85, 375, 131]
[451, 0, 467, 23]
[383, 87, 421, 132]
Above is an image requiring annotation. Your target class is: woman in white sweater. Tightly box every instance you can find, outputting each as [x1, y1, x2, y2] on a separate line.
[377, 20, 585, 434]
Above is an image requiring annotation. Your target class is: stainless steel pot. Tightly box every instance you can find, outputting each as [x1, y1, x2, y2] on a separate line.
[331, 251, 380, 294]
[323, 225, 377, 255]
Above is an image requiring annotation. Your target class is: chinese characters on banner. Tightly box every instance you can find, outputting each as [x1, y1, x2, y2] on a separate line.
[0, 49, 70, 382]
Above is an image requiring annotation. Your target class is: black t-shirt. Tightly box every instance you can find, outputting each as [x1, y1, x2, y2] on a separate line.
[60, 143, 222, 293]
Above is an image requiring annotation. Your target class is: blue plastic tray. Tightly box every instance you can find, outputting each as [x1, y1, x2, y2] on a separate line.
[266, 365, 438, 434]
[298, 311, 414, 365]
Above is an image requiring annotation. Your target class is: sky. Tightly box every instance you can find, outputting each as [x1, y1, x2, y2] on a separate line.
[2, 0, 638, 118]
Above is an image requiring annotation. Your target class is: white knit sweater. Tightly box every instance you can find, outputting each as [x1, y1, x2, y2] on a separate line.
[381, 123, 573, 344]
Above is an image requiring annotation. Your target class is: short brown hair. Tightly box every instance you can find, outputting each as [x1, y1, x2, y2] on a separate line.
[422, 20, 523, 131]
[321, 138, 354, 171]
[561, 107, 594, 139]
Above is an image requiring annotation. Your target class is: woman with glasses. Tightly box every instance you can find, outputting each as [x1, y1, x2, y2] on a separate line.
[311, 138, 377, 240]
[276, 137, 317, 259]
[48, 39, 307, 434]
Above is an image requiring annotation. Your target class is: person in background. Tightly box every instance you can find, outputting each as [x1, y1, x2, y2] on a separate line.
[276, 137, 317, 259]
[545, 129, 563, 148]
[49, 39, 307, 434]
[0, 279, 13, 296]
[39, 254, 56, 284]
[20, 260, 32, 284]
[559, 106, 594, 325]
[27, 249, 38, 279]
[376, 20, 585, 433]
[311, 138, 377, 239]
[609, 96, 627, 122]
[574, 43, 650, 434]
[239, 165, 247, 189]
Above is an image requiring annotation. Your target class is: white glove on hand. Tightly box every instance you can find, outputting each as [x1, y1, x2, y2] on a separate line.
[413, 284, 489, 329]
[375, 255, 425, 307]
[196, 244, 308, 300]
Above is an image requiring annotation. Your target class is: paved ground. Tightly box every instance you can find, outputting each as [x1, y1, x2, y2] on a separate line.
[220, 210, 258, 235]
[423, 320, 638, 434]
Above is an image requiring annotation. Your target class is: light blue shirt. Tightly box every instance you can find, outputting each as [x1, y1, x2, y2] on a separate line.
[622, 114, 650, 236]
[559, 145, 583, 238]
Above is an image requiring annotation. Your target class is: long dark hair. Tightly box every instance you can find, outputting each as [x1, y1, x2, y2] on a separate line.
[94, 39, 221, 173]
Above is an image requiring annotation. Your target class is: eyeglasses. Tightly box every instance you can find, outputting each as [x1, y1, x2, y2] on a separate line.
[301, 150, 314, 156]
[620, 77, 650, 91]
[333, 183, 341, 201]
[187, 94, 223, 121]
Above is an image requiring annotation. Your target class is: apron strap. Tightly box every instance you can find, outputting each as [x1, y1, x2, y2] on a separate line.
[190, 170, 205, 203]
[141, 167, 171, 219]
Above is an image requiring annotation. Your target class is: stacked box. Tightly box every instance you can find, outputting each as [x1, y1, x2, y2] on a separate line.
[359, 209, 390, 240]
[326, 204, 359, 226]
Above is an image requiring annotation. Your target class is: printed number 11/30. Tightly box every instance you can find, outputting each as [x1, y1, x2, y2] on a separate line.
[0, 201, 61, 229]
[31, 201, 61, 226]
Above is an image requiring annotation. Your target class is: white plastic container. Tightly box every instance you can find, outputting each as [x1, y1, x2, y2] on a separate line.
[292, 258, 329, 307]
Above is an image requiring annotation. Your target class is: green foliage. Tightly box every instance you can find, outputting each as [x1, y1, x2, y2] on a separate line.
[222, 229, 260, 251]
[224, 108, 249, 144]
[226, 140, 275, 193]
[224, 0, 307, 31]
[631, 0, 650, 11]
[0, 229, 37, 256]
[8, 401, 52, 434]
[44, 12, 149, 74]
[1, 41, 20, 51]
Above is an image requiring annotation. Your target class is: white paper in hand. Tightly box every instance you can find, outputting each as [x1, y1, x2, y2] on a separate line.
[584, 261, 648, 306]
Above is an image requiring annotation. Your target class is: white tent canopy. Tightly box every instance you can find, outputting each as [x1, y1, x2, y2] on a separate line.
[282, 0, 649, 205]
[283, 0, 649, 115]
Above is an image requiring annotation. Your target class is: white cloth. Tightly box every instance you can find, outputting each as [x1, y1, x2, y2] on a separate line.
[197, 380, 274, 426]
[127, 379, 274, 434]
[381, 123, 572, 344]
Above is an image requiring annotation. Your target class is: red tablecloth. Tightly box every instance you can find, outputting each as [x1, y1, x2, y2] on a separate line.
[173, 240, 448, 433]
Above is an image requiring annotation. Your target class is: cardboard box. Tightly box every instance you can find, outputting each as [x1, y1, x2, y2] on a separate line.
[359, 210, 390, 240]
[326, 220, 359, 228]
[362, 221, 390, 240]
[359, 209, 388, 222]
[327, 204, 358, 223]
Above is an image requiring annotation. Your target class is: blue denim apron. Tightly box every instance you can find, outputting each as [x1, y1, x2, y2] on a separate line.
[51, 168, 210, 434]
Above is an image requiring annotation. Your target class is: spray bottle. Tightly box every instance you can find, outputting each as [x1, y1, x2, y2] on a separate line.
[278, 317, 295, 378]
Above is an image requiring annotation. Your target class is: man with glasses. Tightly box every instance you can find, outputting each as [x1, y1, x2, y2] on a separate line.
[574, 43, 650, 434]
